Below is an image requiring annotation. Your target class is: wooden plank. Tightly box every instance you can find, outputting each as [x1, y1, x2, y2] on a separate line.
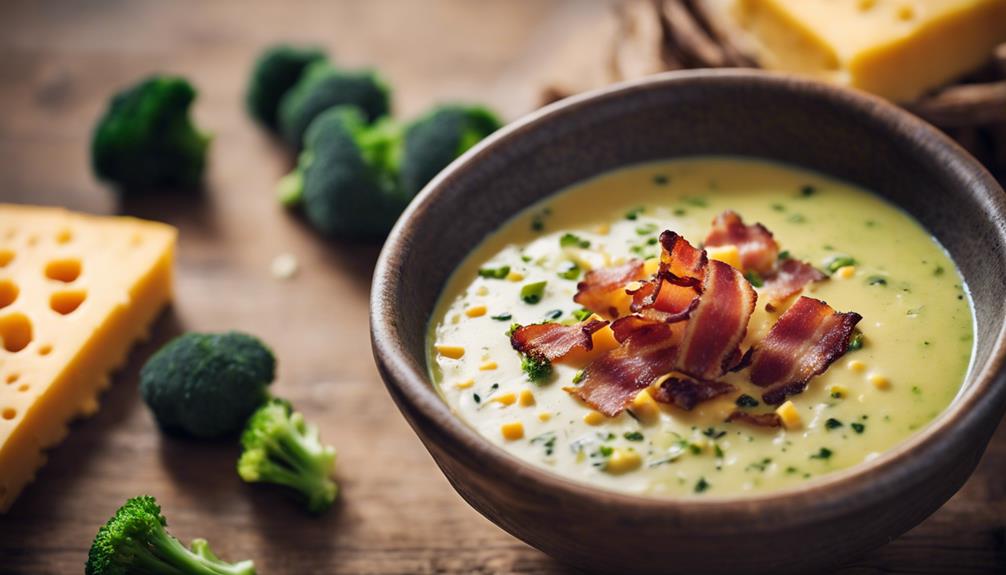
[0, 1, 1001, 573]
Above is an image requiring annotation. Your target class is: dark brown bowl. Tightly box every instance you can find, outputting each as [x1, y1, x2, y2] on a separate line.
[370, 70, 1006, 574]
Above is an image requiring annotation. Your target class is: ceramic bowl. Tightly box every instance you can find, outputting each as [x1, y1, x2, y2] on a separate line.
[370, 70, 1006, 574]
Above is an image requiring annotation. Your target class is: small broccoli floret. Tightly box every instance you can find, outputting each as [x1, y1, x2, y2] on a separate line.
[140, 332, 275, 438]
[278, 63, 391, 149]
[246, 44, 327, 131]
[85, 495, 255, 575]
[521, 354, 553, 383]
[238, 398, 338, 513]
[279, 106, 408, 238]
[91, 75, 211, 193]
[399, 104, 501, 197]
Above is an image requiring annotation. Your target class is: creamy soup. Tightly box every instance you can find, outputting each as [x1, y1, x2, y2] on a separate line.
[428, 158, 973, 497]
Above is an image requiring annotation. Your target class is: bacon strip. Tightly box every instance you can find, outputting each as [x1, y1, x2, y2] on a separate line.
[566, 322, 681, 416]
[651, 376, 734, 410]
[726, 411, 782, 428]
[749, 296, 862, 405]
[762, 258, 827, 303]
[574, 259, 645, 318]
[673, 259, 758, 380]
[705, 210, 778, 275]
[510, 319, 608, 361]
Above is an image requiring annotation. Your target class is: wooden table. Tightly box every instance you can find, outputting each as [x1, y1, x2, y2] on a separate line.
[1, 1, 1003, 573]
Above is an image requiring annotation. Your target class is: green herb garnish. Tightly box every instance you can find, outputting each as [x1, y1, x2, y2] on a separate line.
[735, 394, 759, 408]
[478, 265, 510, 279]
[744, 270, 764, 288]
[810, 447, 833, 460]
[490, 312, 512, 321]
[520, 281, 547, 304]
[572, 308, 592, 322]
[826, 256, 857, 274]
[851, 423, 865, 434]
[559, 233, 590, 249]
[624, 431, 644, 442]
[694, 477, 710, 493]
[867, 275, 887, 286]
[825, 418, 843, 430]
[848, 330, 864, 351]
[558, 261, 581, 280]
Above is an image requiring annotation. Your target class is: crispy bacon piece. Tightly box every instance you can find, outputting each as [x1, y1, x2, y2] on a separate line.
[705, 210, 779, 275]
[762, 258, 827, 303]
[574, 259, 645, 317]
[659, 231, 706, 280]
[726, 411, 782, 428]
[749, 296, 862, 405]
[628, 273, 701, 324]
[510, 319, 609, 361]
[674, 259, 758, 380]
[651, 376, 734, 410]
[566, 322, 681, 416]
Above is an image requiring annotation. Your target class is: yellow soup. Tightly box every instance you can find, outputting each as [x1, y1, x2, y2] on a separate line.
[428, 158, 974, 497]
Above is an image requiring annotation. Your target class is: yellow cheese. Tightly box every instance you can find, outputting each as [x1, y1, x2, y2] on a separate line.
[733, 0, 1006, 101]
[0, 205, 175, 512]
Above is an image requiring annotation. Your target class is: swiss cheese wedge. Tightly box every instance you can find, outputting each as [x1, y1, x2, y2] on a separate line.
[0, 205, 176, 512]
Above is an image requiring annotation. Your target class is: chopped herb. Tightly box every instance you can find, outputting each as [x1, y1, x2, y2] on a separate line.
[933, 266, 945, 276]
[848, 330, 864, 351]
[907, 306, 923, 317]
[521, 354, 553, 382]
[684, 196, 708, 208]
[865, 220, 877, 228]
[490, 312, 512, 321]
[625, 206, 645, 220]
[520, 281, 547, 304]
[598, 445, 614, 457]
[747, 458, 772, 472]
[635, 223, 658, 236]
[799, 185, 816, 197]
[673, 208, 687, 216]
[571, 308, 592, 322]
[694, 477, 710, 493]
[624, 431, 645, 442]
[646, 237, 658, 245]
[478, 265, 510, 279]
[744, 270, 764, 288]
[911, 386, 922, 395]
[778, 250, 791, 261]
[866, 275, 888, 286]
[472, 393, 481, 404]
[788, 213, 806, 223]
[572, 369, 585, 384]
[557, 261, 581, 280]
[544, 309, 562, 320]
[702, 427, 727, 440]
[826, 256, 857, 274]
[506, 323, 520, 337]
[653, 174, 669, 185]
[714, 444, 724, 459]
[559, 233, 590, 249]
[771, 203, 786, 212]
[530, 432, 557, 456]
[851, 423, 865, 434]
[785, 466, 798, 475]
[810, 447, 833, 460]
[735, 394, 759, 408]
[825, 418, 843, 430]
[520, 255, 532, 263]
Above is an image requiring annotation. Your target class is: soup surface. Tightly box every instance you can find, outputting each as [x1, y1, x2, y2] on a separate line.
[428, 158, 973, 497]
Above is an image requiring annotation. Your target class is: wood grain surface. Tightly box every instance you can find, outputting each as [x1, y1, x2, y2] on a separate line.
[0, 1, 1002, 573]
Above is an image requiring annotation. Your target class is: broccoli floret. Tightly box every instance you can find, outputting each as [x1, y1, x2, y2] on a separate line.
[139, 332, 275, 438]
[521, 354, 553, 383]
[278, 62, 391, 149]
[246, 44, 327, 131]
[238, 398, 338, 513]
[399, 104, 501, 197]
[85, 495, 255, 575]
[279, 107, 408, 238]
[91, 75, 211, 192]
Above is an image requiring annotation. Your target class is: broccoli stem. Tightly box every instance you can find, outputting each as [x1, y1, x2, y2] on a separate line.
[277, 170, 305, 207]
[149, 530, 255, 575]
[262, 414, 337, 512]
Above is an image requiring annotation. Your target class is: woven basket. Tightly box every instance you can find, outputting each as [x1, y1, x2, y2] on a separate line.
[543, 0, 1006, 180]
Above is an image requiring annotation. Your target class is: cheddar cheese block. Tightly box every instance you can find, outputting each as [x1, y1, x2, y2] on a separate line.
[732, 0, 1006, 102]
[0, 205, 175, 512]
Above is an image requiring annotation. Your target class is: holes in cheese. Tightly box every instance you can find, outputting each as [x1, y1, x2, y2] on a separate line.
[0, 313, 32, 352]
[1, 408, 15, 421]
[0, 280, 17, 309]
[5, 374, 18, 385]
[49, 289, 86, 316]
[44, 258, 81, 283]
[55, 229, 72, 245]
[37, 343, 52, 356]
[0, 249, 13, 267]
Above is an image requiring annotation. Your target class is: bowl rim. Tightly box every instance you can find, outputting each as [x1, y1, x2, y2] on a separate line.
[371, 69, 1006, 517]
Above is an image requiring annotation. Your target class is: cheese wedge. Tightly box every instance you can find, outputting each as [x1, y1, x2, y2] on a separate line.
[732, 0, 1006, 102]
[0, 205, 175, 512]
